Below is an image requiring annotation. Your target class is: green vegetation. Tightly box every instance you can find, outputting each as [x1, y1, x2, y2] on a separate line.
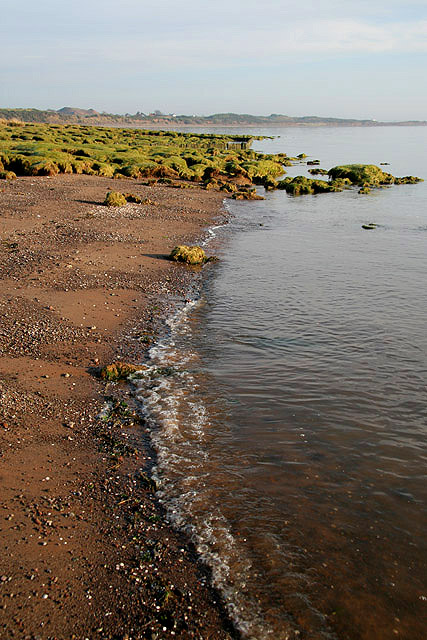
[276, 175, 351, 196]
[279, 165, 422, 197]
[328, 164, 422, 188]
[0, 122, 422, 200]
[0, 120, 289, 189]
[328, 164, 394, 186]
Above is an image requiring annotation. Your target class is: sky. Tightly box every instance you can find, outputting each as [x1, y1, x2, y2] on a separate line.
[1, 0, 427, 120]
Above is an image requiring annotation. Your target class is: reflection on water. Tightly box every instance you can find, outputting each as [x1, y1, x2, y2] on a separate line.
[135, 127, 427, 640]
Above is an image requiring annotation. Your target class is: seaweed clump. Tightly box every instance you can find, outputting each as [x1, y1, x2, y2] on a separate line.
[328, 164, 394, 186]
[277, 164, 423, 197]
[0, 170, 16, 180]
[394, 176, 423, 185]
[329, 164, 423, 187]
[123, 192, 142, 203]
[231, 187, 264, 200]
[100, 362, 144, 381]
[104, 191, 127, 207]
[276, 176, 350, 196]
[169, 245, 208, 265]
[308, 168, 328, 176]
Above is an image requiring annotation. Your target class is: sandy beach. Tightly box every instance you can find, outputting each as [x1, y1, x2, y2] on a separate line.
[0, 174, 234, 639]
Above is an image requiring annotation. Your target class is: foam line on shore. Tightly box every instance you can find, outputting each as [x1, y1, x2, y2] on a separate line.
[130, 217, 279, 639]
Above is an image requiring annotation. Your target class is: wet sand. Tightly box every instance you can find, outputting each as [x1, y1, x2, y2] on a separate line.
[0, 174, 234, 639]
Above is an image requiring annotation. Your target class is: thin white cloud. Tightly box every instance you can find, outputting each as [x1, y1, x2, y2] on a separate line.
[1, 1, 426, 69]
[1, 0, 426, 118]
[88, 19, 427, 70]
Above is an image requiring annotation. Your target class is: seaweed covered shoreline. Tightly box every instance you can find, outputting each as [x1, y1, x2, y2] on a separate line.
[0, 173, 238, 639]
[1, 122, 421, 202]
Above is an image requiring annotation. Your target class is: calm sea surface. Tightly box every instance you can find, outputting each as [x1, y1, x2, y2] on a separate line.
[135, 127, 427, 639]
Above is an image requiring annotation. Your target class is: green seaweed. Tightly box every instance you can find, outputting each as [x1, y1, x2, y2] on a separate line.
[169, 245, 207, 265]
[328, 164, 394, 186]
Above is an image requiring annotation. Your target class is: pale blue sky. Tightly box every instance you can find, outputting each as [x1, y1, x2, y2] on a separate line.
[1, 0, 426, 120]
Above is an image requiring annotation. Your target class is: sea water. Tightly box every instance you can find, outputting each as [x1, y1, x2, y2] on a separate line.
[134, 126, 427, 639]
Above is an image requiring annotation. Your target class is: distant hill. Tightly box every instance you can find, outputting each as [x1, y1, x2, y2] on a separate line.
[0, 107, 425, 127]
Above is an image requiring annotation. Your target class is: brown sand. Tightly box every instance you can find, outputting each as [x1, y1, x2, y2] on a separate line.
[0, 175, 235, 639]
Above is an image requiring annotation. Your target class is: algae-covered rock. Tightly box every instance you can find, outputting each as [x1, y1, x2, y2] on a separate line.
[100, 361, 144, 381]
[263, 177, 279, 191]
[30, 159, 60, 176]
[359, 187, 371, 194]
[123, 192, 142, 203]
[170, 245, 207, 265]
[276, 175, 352, 196]
[231, 189, 264, 200]
[328, 164, 394, 186]
[362, 223, 377, 230]
[142, 165, 179, 179]
[394, 175, 423, 185]
[329, 178, 352, 190]
[329, 164, 422, 187]
[104, 191, 127, 207]
[220, 182, 238, 193]
[308, 168, 328, 176]
[276, 176, 313, 195]
[203, 166, 224, 181]
[0, 170, 17, 180]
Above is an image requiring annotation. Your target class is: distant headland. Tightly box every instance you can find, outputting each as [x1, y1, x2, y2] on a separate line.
[1, 107, 426, 127]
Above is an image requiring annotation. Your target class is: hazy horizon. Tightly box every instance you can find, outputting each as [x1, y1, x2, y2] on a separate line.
[1, 0, 426, 121]
[3, 105, 426, 123]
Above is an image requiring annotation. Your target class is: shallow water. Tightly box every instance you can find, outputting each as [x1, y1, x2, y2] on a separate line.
[135, 127, 427, 639]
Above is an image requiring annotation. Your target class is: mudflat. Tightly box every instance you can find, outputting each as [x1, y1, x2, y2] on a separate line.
[0, 174, 233, 639]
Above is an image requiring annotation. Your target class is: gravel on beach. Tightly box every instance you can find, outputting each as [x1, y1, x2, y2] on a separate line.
[0, 174, 235, 640]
